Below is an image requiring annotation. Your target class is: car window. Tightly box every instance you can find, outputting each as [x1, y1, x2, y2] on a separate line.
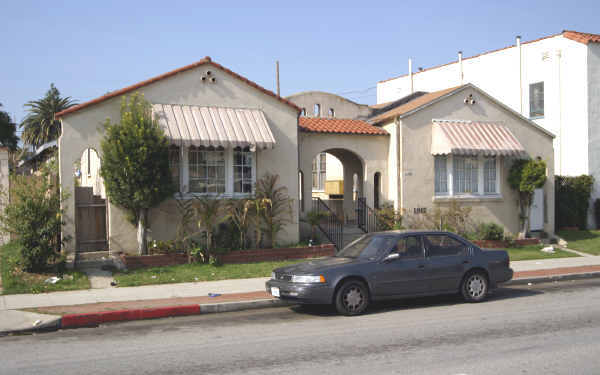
[393, 236, 423, 258]
[337, 235, 397, 260]
[423, 235, 466, 257]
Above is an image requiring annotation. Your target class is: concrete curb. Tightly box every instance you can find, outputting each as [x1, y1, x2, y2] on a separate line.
[506, 271, 600, 286]
[0, 316, 61, 337]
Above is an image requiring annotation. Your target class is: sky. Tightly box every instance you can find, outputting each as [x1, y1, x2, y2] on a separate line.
[1, 0, 599, 132]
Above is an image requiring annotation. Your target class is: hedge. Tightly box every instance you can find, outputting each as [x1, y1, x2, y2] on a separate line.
[555, 175, 594, 230]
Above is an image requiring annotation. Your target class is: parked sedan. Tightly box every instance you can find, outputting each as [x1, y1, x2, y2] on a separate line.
[266, 230, 513, 315]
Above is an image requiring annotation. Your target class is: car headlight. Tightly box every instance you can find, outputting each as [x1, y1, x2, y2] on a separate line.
[291, 275, 326, 283]
[271, 272, 276, 280]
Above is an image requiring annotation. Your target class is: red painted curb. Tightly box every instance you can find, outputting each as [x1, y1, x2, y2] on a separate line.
[60, 305, 201, 329]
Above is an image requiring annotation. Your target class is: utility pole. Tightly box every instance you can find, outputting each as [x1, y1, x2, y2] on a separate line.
[276, 60, 280, 97]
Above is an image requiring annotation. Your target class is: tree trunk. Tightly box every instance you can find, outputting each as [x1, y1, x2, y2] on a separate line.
[518, 193, 531, 239]
[137, 208, 148, 255]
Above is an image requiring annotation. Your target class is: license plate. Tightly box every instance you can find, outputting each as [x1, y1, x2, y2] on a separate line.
[271, 287, 280, 297]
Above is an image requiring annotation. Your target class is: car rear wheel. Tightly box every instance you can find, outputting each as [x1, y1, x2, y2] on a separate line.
[335, 280, 369, 316]
[461, 271, 488, 302]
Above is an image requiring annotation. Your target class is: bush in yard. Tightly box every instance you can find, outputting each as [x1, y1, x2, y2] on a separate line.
[302, 210, 329, 243]
[508, 158, 547, 238]
[100, 93, 174, 255]
[477, 222, 504, 241]
[255, 173, 293, 248]
[0, 161, 69, 272]
[554, 175, 595, 230]
[595, 199, 600, 230]
[376, 203, 402, 231]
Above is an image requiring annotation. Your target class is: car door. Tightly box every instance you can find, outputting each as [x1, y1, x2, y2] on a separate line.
[372, 235, 428, 297]
[423, 234, 469, 293]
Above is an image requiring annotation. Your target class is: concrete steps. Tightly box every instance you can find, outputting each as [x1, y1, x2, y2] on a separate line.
[341, 225, 366, 248]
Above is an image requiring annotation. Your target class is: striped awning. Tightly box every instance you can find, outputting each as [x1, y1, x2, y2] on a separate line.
[431, 120, 526, 157]
[152, 104, 276, 149]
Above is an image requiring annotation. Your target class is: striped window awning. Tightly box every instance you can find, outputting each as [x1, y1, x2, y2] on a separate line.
[152, 104, 276, 149]
[431, 120, 526, 157]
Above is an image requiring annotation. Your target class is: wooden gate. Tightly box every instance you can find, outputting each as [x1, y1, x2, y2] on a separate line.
[75, 187, 108, 252]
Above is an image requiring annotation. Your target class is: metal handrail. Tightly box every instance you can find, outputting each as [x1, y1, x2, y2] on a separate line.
[356, 197, 378, 233]
[312, 197, 343, 250]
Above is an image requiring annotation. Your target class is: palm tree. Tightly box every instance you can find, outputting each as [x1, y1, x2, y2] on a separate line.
[20, 84, 77, 148]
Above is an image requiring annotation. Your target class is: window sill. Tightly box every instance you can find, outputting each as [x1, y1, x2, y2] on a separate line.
[432, 194, 503, 203]
[529, 115, 544, 120]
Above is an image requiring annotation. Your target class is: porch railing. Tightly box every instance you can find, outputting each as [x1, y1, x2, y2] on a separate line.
[312, 197, 343, 250]
[356, 196, 378, 233]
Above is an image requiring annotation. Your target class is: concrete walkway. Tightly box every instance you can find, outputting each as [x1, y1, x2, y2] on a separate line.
[510, 255, 600, 272]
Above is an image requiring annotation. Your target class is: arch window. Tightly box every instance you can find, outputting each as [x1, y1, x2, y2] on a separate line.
[314, 103, 321, 117]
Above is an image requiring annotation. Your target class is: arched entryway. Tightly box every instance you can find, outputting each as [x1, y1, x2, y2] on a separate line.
[74, 148, 108, 252]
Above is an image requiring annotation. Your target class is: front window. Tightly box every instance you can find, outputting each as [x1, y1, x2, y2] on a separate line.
[453, 156, 478, 194]
[233, 147, 253, 193]
[336, 234, 396, 260]
[312, 153, 326, 190]
[529, 82, 544, 118]
[434, 155, 500, 197]
[189, 147, 225, 194]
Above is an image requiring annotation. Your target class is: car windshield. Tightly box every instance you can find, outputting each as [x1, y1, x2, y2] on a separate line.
[336, 235, 395, 259]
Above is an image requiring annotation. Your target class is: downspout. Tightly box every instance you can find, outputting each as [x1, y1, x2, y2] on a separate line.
[517, 35, 523, 114]
[557, 49, 563, 175]
[408, 58, 414, 94]
[397, 116, 404, 211]
[458, 51, 463, 85]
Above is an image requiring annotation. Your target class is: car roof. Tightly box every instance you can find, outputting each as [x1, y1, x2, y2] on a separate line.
[372, 230, 461, 237]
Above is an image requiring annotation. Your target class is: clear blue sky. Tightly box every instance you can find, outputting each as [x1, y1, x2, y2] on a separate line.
[2, 0, 599, 129]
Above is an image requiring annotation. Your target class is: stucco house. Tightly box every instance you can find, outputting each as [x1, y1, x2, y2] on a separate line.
[377, 29, 600, 226]
[56, 57, 554, 263]
[56, 57, 301, 262]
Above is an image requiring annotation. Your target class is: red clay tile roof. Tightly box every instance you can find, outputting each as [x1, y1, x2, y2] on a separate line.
[55, 57, 300, 118]
[299, 117, 388, 135]
[379, 30, 600, 84]
[369, 86, 461, 124]
[563, 30, 600, 44]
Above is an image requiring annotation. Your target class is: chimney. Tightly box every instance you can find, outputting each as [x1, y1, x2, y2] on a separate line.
[408, 58, 414, 94]
[458, 51, 463, 84]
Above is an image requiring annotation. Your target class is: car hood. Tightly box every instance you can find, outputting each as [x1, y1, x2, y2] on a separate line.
[274, 257, 358, 275]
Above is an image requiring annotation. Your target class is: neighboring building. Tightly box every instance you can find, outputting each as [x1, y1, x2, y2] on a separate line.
[56, 57, 301, 262]
[377, 30, 600, 226]
[16, 140, 57, 175]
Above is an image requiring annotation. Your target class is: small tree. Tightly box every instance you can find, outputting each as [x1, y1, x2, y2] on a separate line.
[0, 103, 18, 151]
[227, 199, 252, 250]
[302, 210, 329, 243]
[508, 158, 547, 238]
[193, 196, 227, 255]
[100, 93, 174, 255]
[256, 173, 293, 248]
[0, 160, 69, 272]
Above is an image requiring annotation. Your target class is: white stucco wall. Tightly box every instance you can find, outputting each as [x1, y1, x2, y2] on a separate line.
[377, 35, 589, 178]
[59, 63, 300, 256]
[588, 43, 600, 228]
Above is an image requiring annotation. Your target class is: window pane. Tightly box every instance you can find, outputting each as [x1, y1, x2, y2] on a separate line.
[434, 155, 448, 194]
[424, 235, 465, 257]
[484, 157, 497, 194]
[234, 149, 254, 193]
[453, 156, 478, 194]
[394, 236, 423, 258]
[189, 148, 225, 194]
[529, 82, 544, 117]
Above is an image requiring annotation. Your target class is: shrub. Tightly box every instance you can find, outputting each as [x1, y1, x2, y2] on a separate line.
[594, 199, 600, 229]
[477, 223, 504, 241]
[555, 175, 594, 230]
[0, 161, 69, 272]
[255, 173, 293, 248]
[402, 200, 476, 237]
[376, 204, 402, 231]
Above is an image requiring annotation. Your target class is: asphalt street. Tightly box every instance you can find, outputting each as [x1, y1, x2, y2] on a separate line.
[2, 279, 600, 375]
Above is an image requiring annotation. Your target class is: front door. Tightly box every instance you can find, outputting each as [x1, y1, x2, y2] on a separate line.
[530, 188, 544, 231]
[423, 234, 468, 293]
[373, 235, 428, 296]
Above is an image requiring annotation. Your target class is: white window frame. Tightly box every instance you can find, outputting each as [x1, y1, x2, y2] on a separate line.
[434, 155, 501, 198]
[312, 153, 327, 192]
[175, 146, 257, 199]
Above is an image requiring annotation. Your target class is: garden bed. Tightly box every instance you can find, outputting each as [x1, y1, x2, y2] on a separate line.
[120, 244, 335, 270]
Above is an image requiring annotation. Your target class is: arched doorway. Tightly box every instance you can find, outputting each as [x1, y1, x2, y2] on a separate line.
[74, 148, 107, 252]
[374, 172, 381, 209]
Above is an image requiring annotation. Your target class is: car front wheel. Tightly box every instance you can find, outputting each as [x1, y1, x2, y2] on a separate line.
[335, 280, 369, 316]
[461, 271, 488, 302]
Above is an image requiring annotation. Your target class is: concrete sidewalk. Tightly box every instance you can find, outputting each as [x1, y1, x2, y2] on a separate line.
[2, 256, 600, 335]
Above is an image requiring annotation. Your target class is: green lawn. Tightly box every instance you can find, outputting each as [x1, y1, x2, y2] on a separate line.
[0, 242, 90, 295]
[113, 259, 309, 287]
[557, 230, 600, 255]
[505, 244, 579, 261]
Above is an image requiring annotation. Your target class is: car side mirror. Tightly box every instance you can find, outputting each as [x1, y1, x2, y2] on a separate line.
[383, 253, 400, 262]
